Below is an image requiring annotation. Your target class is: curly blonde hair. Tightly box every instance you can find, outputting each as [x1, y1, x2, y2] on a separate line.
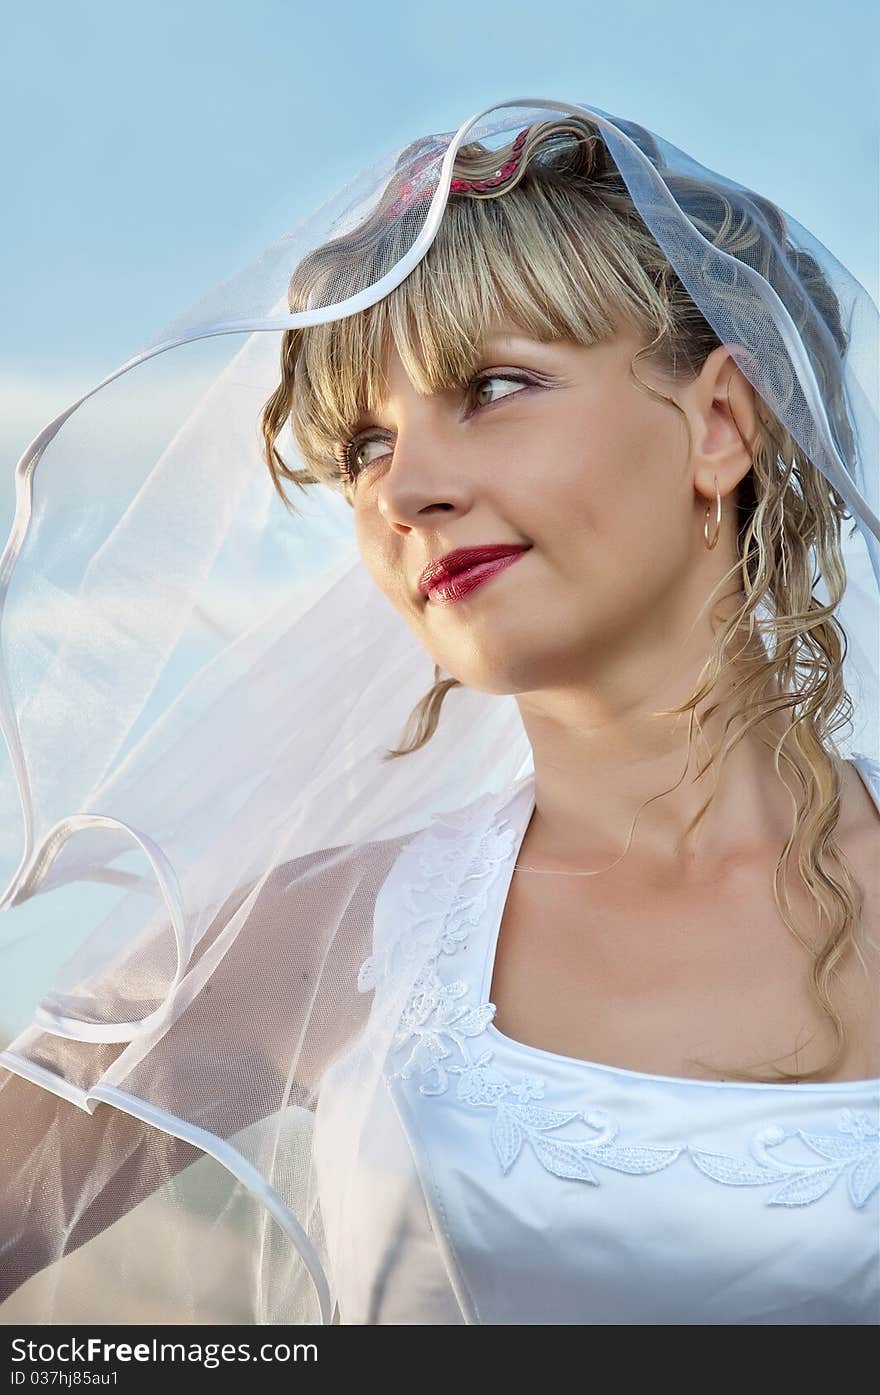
[261, 117, 874, 1084]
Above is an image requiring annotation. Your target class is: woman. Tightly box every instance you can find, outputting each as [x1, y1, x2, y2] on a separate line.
[0, 101, 877, 1325]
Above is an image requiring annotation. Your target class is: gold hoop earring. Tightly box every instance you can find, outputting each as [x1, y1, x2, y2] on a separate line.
[704, 478, 722, 550]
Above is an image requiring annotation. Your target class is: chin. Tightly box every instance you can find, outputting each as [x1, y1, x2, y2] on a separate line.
[447, 657, 547, 697]
[429, 622, 584, 694]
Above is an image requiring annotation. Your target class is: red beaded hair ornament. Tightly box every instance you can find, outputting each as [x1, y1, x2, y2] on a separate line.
[385, 125, 532, 220]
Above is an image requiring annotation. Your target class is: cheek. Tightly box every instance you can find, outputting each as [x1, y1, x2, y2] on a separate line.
[354, 515, 389, 590]
[527, 394, 689, 586]
[519, 404, 638, 541]
[355, 515, 411, 611]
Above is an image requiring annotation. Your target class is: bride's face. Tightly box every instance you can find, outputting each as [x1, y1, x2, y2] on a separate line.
[347, 319, 735, 695]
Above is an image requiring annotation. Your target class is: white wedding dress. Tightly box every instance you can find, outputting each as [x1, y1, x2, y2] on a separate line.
[313, 760, 880, 1325]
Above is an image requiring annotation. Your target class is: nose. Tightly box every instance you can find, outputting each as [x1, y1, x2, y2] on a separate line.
[376, 425, 475, 534]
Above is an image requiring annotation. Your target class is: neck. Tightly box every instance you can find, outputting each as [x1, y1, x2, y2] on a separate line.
[514, 658, 804, 881]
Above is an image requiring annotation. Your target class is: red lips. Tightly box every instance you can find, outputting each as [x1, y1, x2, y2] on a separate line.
[418, 544, 531, 597]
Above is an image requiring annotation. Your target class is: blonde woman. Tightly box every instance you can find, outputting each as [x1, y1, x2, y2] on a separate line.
[1, 101, 877, 1325]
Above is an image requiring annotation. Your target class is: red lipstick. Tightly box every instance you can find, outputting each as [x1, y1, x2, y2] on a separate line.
[419, 544, 531, 605]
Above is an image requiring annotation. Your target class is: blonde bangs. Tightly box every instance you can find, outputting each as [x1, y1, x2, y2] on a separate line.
[288, 183, 646, 485]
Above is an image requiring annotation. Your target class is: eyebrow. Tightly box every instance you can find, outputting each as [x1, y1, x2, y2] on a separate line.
[358, 333, 552, 425]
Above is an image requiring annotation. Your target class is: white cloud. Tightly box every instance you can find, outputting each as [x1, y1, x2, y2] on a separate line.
[0, 361, 220, 455]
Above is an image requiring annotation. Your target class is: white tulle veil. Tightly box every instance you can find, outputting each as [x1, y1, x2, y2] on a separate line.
[0, 97, 877, 1324]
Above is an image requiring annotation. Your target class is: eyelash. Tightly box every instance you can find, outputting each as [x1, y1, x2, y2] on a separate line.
[334, 372, 536, 486]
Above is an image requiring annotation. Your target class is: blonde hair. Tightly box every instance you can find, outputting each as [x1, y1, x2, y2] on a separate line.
[261, 118, 874, 1084]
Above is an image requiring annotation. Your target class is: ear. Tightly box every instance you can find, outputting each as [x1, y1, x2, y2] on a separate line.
[677, 344, 759, 507]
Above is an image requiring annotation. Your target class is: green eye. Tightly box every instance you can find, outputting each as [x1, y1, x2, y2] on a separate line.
[338, 372, 531, 484]
[335, 434, 392, 483]
[473, 374, 528, 408]
[352, 438, 391, 472]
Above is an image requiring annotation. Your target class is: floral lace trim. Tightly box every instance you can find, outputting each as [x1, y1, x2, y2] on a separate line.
[357, 789, 511, 998]
[689, 1110, 879, 1208]
[364, 791, 880, 1210]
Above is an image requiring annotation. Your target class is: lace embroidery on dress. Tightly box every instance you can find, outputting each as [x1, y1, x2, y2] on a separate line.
[689, 1109, 880, 1208]
[356, 789, 504, 999]
[359, 788, 880, 1209]
[450, 1053, 682, 1183]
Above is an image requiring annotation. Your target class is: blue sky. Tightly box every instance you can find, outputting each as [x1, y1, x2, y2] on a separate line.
[0, 0, 877, 1031]
[1, 0, 877, 470]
